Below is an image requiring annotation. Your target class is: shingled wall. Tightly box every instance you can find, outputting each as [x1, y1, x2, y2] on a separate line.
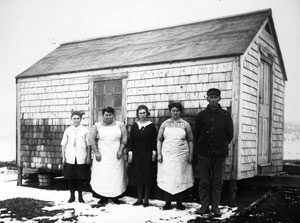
[18, 77, 90, 170]
[239, 25, 285, 178]
[17, 59, 236, 176]
[125, 60, 236, 179]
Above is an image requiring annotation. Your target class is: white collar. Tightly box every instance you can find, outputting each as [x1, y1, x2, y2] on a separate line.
[137, 120, 151, 129]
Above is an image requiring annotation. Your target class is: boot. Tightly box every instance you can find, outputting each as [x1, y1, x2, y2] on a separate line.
[195, 205, 210, 215]
[78, 190, 84, 203]
[211, 207, 222, 217]
[133, 199, 143, 206]
[162, 201, 172, 210]
[98, 197, 108, 206]
[68, 180, 76, 203]
[68, 190, 75, 203]
[77, 180, 85, 203]
[111, 197, 120, 204]
[176, 202, 186, 210]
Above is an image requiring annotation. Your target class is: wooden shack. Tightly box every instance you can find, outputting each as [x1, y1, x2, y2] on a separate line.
[16, 9, 287, 185]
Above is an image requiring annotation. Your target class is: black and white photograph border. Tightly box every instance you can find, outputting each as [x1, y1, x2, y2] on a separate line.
[0, 0, 300, 222]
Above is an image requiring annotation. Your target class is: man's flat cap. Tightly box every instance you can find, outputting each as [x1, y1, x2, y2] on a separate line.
[207, 88, 221, 97]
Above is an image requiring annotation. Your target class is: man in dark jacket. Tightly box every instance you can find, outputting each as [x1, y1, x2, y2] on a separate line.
[194, 88, 233, 217]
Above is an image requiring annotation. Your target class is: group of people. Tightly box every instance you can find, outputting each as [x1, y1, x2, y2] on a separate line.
[61, 88, 233, 217]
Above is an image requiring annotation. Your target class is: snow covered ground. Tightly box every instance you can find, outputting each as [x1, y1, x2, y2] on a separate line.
[0, 167, 237, 222]
[284, 140, 300, 160]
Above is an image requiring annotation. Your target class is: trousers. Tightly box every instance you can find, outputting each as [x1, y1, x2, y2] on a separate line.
[197, 155, 225, 209]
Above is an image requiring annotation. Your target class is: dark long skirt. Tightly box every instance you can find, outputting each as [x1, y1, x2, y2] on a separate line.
[64, 162, 89, 180]
[128, 151, 156, 186]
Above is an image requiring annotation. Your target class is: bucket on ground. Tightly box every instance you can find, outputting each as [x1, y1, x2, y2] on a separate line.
[38, 174, 52, 187]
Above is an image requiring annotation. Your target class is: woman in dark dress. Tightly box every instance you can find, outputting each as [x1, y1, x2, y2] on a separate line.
[128, 105, 157, 207]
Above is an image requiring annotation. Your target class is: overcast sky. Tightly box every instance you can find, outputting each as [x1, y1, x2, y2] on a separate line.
[0, 0, 299, 161]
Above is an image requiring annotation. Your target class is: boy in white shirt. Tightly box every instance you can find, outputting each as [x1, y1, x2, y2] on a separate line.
[61, 110, 90, 203]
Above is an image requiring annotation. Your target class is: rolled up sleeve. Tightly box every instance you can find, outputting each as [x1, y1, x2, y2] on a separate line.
[185, 123, 194, 142]
[88, 125, 98, 146]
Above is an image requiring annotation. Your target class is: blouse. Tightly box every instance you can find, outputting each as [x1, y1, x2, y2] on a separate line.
[61, 125, 89, 164]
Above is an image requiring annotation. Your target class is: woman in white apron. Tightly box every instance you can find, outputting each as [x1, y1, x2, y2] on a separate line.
[157, 102, 194, 210]
[89, 106, 128, 205]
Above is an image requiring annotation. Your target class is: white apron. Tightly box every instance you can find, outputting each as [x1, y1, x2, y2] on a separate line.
[90, 122, 127, 197]
[157, 127, 194, 195]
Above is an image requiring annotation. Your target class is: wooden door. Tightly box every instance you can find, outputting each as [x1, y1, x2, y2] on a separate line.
[93, 79, 123, 122]
[258, 60, 272, 164]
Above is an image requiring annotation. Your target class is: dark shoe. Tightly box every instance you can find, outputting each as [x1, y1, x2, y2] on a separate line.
[111, 198, 120, 204]
[78, 190, 84, 203]
[78, 196, 85, 203]
[212, 207, 222, 217]
[162, 202, 172, 210]
[133, 200, 143, 206]
[143, 202, 149, 207]
[68, 196, 75, 203]
[196, 205, 210, 215]
[98, 198, 108, 206]
[176, 202, 186, 210]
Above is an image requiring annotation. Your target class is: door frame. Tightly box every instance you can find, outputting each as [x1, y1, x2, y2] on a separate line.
[257, 45, 274, 165]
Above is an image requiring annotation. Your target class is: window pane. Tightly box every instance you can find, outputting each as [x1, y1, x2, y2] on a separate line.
[114, 94, 122, 107]
[96, 108, 102, 122]
[105, 81, 114, 93]
[114, 80, 122, 93]
[96, 82, 104, 95]
[104, 94, 114, 107]
[96, 95, 104, 108]
[114, 108, 122, 122]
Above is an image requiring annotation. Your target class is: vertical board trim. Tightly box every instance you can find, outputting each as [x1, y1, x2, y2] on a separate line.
[16, 82, 21, 167]
[230, 57, 241, 180]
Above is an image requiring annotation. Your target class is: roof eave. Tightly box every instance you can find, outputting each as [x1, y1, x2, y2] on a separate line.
[15, 53, 242, 80]
[61, 8, 273, 47]
[268, 13, 287, 81]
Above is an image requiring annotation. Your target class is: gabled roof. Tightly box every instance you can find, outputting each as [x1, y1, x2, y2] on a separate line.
[16, 9, 286, 79]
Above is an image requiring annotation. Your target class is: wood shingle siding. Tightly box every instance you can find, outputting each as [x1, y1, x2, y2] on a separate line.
[18, 77, 90, 121]
[238, 19, 285, 178]
[126, 61, 233, 117]
[20, 118, 67, 169]
[16, 9, 287, 181]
